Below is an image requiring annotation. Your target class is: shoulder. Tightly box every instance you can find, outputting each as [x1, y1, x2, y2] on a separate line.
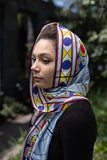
[56, 100, 97, 143]
[48, 100, 97, 160]
[60, 99, 96, 124]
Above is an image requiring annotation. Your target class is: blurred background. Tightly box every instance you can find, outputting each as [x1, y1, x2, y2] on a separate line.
[0, 0, 107, 159]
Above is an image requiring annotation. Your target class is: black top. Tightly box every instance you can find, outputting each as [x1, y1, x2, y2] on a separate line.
[47, 100, 97, 160]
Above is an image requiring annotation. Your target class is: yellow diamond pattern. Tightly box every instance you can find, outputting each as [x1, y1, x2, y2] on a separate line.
[62, 30, 66, 36]
[32, 135, 36, 143]
[44, 94, 53, 98]
[62, 103, 68, 110]
[63, 48, 67, 58]
[37, 96, 42, 104]
[29, 148, 32, 151]
[68, 48, 72, 57]
[45, 103, 51, 108]
[76, 93, 82, 96]
[67, 30, 71, 36]
[34, 96, 37, 104]
[45, 108, 50, 112]
[60, 72, 65, 82]
[66, 72, 71, 81]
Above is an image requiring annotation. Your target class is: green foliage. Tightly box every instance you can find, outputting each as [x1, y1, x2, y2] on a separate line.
[8, 127, 27, 147]
[88, 88, 107, 160]
[55, 0, 107, 80]
[101, 70, 107, 78]
[0, 96, 31, 119]
[8, 128, 27, 160]
[9, 153, 21, 160]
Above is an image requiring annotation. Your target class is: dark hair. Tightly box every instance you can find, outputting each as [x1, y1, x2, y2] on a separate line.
[37, 24, 57, 52]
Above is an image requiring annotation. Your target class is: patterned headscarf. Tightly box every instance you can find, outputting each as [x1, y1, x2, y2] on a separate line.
[21, 22, 90, 160]
[30, 22, 90, 112]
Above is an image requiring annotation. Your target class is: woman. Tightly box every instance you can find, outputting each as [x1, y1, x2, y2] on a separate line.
[21, 22, 97, 160]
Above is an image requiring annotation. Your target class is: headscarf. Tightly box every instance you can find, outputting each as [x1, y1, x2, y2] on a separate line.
[30, 22, 90, 112]
[20, 22, 90, 160]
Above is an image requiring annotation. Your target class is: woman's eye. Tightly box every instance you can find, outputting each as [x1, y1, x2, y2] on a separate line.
[31, 57, 51, 64]
[42, 59, 51, 64]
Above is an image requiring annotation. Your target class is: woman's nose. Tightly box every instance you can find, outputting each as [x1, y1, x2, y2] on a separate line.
[31, 61, 40, 72]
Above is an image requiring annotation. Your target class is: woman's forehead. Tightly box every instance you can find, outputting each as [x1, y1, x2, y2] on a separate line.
[32, 39, 56, 58]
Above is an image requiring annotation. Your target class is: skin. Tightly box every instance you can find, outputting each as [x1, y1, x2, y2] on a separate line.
[31, 39, 56, 89]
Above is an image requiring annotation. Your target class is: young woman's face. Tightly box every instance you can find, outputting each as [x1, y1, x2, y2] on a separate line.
[31, 39, 55, 89]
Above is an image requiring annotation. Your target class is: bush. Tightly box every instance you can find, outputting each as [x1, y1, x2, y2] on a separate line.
[0, 96, 32, 120]
[88, 87, 107, 160]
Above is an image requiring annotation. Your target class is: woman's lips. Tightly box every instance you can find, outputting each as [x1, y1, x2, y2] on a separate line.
[33, 76, 42, 82]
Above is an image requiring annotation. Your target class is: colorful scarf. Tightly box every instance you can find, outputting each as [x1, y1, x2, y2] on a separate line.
[20, 22, 90, 160]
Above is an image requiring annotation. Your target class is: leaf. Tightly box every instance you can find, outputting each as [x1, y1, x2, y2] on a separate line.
[99, 28, 107, 43]
[101, 70, 107, 78]
[88, 31, 98, 42]
[82, 0, 90, 5]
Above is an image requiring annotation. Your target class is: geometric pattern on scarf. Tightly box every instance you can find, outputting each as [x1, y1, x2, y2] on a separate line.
[21, 22, 90, 160]
[21, 109, 65, 160]
[21, 96, 88, 160]
[29, 22, 90, 112]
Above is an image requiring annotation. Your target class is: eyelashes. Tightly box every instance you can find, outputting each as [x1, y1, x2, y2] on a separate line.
[31, 57, 51, 64]
[31, 57, 36, 64]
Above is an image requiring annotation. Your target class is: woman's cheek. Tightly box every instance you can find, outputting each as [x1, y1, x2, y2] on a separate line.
[45, 67, 54, 80]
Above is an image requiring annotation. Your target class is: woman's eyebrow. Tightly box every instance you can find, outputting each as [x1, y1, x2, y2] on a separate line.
[39, 53, 52, 58]
[33, 53, 52, 58]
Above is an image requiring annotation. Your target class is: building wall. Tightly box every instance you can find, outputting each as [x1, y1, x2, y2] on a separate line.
[0, 0, 55, 97]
